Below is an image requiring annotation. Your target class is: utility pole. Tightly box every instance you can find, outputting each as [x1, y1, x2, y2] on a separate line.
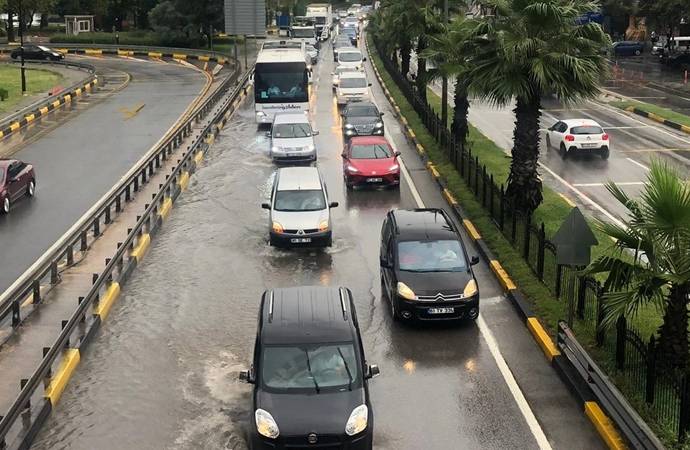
[440, 0, 449, 128]
[18, 0, 27, 95]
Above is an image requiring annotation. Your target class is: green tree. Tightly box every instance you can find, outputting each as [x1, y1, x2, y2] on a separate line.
[148, 0, 184, 32]
[586, 160, 690, 369]
[469, 0, 610, 213]
[422, 15, 478, 148]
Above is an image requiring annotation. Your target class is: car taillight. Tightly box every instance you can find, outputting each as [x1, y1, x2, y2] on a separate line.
[565, 135, 575, 142]
[602, 133, 609, 140]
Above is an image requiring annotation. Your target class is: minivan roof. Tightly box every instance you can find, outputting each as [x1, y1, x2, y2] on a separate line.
[276, 167, 322, 191]
[273, 112, 310, 125]
[260, 287, 355, 344]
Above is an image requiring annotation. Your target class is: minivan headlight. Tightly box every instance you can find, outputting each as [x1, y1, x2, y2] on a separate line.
[272, 222, 284, 233]
[271, 146, 279, 153]
[463, 279, 478, 298]
[345, 405, 368, 436]
[318, 219, 329, 232]
[255, 409, 280, 439]
[397, 282, 416, 300]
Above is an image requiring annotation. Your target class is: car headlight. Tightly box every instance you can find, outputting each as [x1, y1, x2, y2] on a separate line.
[255, 409, 280, 439]
[271, 146, 279, 153]
[388, 163, 399, 172]
[463, 279, 478, 298]
[318, 219, 329, 232]
[374, 122, 384, 128]
[256, 111, 266, 117]
[397, 282, 416, 300]
[272, 222, 284, 233]
[306, 144, 315, 151]
[345, 405, 368, 436]
[346, 165, 359, 173]
[345, 124, 354, 129]
[333, 77, 339, 84]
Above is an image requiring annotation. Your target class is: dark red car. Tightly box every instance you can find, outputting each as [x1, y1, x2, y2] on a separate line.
[0, 159, 36, 214]
[342, 136, 400, 189]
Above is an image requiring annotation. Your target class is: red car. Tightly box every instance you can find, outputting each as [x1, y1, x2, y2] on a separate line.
[342, 136, 400, 189]
[0, 159, 36, 214]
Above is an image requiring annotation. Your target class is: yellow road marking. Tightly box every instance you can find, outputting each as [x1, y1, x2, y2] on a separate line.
[584, 402, 628, 450]
[118, 103, 146, 120]
[52, 100, 61, 108]
[84, 49, 102, 55]
[25, 114, 35, 122]
[75, 88, 82, 96]
[442, 188, 458, 206]
[39, 106, 49, 115]
[490, 260, 516, 291]
[194, 150, 204, 164]
[463, 220, 482, 240]
[415, 143, 425, 155]
[117, 49, 134, 56]
[178, 171, 190, 191]
[558, 193, 576, 207]
[148, 51, 163, 58]
[9, 122, 20, 131]
[158, 198, 173, 220]
[130, 233, 151, 262]
[682, 125, 690, 134]
[44, 349, 80, 405]
[526, 318, 561, 361]
[64, 94, 71, 102]
[198, 55, 210, 62]
[94, 282, 121, 320]
[173, 53, 187, 60]
[426, 162, 440, 179]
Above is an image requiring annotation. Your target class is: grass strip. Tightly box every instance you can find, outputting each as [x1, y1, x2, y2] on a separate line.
[610, 99, 690, 128]
[0, 66, 64, 114]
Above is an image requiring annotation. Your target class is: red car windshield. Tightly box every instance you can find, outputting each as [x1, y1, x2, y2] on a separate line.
[350, 144, 391, 159]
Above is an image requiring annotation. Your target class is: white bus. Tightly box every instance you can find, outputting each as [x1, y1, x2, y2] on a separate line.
[254, 41, 311, 124]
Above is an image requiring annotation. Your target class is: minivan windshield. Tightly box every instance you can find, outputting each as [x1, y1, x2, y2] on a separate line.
[273, 123, 312, 138]
[262, 344, 360, 391]
[274, 189, 326, 211]
[398, 240, 467, 272]
[339, 52, 362, 62]
[340, 77, 367, 88]
[291, 28, 315, 38]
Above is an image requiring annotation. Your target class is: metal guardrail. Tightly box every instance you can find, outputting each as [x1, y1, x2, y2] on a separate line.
[0, 60, 96, 130]
[0, 58, 251, 449]
[557, 322, 665, 449]
[0, 43, 232, 61]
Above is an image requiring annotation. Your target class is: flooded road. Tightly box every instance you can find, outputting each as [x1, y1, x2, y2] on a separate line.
[34, 37, 604, 450]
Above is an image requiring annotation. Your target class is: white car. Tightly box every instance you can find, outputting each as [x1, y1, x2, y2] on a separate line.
[262, 166, 338, 248]
[337, 48, 365, 70]
[332, 65, 359, 89]
[269, 113, 319, 162]
[305, 44, 318, 65]
[545, 119, 610, 159]
[336, 71, 370, 105]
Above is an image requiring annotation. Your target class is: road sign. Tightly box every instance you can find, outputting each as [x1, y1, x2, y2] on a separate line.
[225, 0, 266, 36]
[552, 207, 598, 266]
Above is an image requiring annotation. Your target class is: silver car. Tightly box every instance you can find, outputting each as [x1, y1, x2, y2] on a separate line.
[269, 113, 319, 162]
[262, 167, 338, 248]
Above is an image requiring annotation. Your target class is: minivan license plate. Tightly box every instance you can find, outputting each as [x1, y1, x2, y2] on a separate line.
[428, 307, 454, 314]
[291, 237, 312, 243]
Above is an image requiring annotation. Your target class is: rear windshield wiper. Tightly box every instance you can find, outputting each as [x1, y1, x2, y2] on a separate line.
[304, 349, 320, 393]
[338, 347, 354, 391]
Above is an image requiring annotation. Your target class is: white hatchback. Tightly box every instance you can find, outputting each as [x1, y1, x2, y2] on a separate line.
[546, 119, 610, 159]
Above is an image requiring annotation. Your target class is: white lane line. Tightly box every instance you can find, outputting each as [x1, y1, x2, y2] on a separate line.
[573, 181, 644, 187]
[396, 135, 553, 450]
[626, 157, 650, 171]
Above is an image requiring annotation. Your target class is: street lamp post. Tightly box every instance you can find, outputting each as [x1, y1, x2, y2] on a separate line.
[18, 0, 27, 94]
[440, 0, 449, 128]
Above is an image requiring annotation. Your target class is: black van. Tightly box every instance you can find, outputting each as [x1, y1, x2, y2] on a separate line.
[240, 286, 379, 449]
[380, 208, 480, 322]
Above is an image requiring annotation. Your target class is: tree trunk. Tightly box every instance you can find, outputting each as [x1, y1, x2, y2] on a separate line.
[6, 10, 14, 42]
[400, 41, 411, 79]
[415, 36, 427, 103]
[450, 76, 469, 148]
[657, 283, 689, 371]
[505, 94, 544, 213]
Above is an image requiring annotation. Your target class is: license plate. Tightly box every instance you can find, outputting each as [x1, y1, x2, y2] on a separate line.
[290, 237, 312, 243]
[581, 143, 598, 148]
[367, 177, 383, 183]
[428, 307, 454, 314]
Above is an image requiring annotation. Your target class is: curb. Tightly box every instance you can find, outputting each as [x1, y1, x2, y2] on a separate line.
[0, 77, 98, 140]
[365, 36, 627, 450]
[624, 105, 690, 134]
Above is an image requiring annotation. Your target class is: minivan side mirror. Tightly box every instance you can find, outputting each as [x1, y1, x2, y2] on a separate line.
[261, 202, 271, 210]
[265, 131, 271, 138]
[366, 364, 380, 379]
[394, 151, 401, 157]
[368, 83, 372, 86]
[239, 369, 254, 384]
[312, 130, 319, 136]
[362, 57, 367, 62]
[329, 201, 339, 208]
[379, 112, 385, 117]
[471, 256, 480, 266]
[379, 257, 392, 269]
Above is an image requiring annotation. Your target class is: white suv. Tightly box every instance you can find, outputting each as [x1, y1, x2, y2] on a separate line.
[546, 119, 610, 159]
[335, 71, 370, 105]
[261, 167, 339, 248]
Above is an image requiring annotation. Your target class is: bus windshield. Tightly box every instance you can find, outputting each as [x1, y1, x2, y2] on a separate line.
[291, 28, 315, 38]
[255, 62, 309, 104]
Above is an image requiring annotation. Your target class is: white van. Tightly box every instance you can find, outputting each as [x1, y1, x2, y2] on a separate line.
[337, 48, 365, 70]
[335, 71, 371, 105]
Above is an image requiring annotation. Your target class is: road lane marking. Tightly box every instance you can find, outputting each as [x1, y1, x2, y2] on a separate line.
[626, 157, 649, 171]
[573, 181, 644, 187]
[620, 147, 690, 153]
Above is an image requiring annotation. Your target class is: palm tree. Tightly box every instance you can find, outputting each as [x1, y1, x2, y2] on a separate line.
[469, 0, 610, 213]
[375, 0, 419, 77]
[422, 15, 479, 148]
[586, 160, 690, 369]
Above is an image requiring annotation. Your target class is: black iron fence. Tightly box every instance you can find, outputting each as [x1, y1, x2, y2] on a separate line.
[372, 36, 688, 443]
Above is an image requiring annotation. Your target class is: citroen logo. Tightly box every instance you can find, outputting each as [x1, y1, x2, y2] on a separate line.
[435, 293, 444, 302]
[307, 433, 318, 444]
[297, 229, 305, 235]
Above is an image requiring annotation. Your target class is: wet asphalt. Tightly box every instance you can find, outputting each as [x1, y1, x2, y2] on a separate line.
[0, 56, 205, 293]
[32, 37, 605, 450]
